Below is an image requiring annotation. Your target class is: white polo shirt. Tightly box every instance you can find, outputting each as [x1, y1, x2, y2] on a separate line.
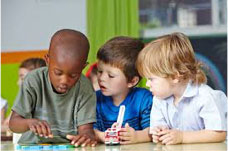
[150, 82, 227, 133]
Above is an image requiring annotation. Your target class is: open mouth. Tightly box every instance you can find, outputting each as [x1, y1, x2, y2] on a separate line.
[99, 85, 107, 91]
[100, 85, 105, 89]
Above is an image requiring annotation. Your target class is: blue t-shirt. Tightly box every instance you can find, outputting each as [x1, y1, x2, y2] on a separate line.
[94, 87, 153, 131]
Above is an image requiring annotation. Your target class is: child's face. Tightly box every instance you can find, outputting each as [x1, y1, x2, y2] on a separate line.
[47, 53, 85, 94]
[97, 61, 130, 98]
[18, 68, 30, 86]
[146, 74, 174, 100]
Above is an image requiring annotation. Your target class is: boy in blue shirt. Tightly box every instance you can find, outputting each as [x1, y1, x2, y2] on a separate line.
[9, 29, 97, 147]
[94, 36, 153, 144]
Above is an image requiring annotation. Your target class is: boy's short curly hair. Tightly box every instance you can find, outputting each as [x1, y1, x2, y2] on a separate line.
[97, 36, 144, 82]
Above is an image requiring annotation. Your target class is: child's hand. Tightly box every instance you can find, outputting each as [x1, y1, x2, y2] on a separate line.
[119, 123, 137, 144]
[28, 119, 53, 138]
[158, 129, 183, 145]
[151, 126, 169, 143]
[66, 134, 97, 147]
[94, 129, 105, 143]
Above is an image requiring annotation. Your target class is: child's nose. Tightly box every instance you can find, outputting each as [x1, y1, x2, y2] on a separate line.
[60, 75, 69, 85]
[99, 73, 107, 81]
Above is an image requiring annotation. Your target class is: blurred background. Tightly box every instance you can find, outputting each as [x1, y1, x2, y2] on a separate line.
[1, 0, 227, 116]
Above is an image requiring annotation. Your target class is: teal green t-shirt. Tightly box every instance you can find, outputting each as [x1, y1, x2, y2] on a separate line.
[12, 67, 96, 144]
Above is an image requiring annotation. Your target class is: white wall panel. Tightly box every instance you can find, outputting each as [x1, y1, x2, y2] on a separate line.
[2, 0, 86, 52]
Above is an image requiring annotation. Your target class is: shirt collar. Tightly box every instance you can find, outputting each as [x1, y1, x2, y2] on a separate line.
[166, 81, 199, 106]
[182, 81, 199, 98]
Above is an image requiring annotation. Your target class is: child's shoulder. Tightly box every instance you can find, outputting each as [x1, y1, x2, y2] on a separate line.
[198, 84, 226, 96]
[197, 84, 227, 103]
[78, 74, 94, 92]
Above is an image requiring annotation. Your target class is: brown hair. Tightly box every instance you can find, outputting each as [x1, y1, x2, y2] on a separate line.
[20, 58, 46, 71]
[97, 36, 144, 82]
[136, 32, 207, 85]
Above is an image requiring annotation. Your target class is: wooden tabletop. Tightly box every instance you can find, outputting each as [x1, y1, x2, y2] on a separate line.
[1, 141, 227, 151]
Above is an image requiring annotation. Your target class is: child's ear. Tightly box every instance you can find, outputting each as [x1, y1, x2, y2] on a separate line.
[44, 54, 50, 65]
[127, 76, 140, 88]
[172, 78, 179, 83]
[172, 72, 182, 83]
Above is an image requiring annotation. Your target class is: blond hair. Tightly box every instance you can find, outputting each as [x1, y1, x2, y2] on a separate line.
[136, 32, 207, 85]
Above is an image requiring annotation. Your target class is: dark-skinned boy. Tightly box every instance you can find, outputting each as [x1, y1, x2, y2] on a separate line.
[9, 29, 97, 147]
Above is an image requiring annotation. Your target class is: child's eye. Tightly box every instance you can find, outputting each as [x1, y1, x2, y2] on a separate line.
[108, 74, 115, 78]
[54, 70, 62, 76]
[70, 74, 80, 79]
[97, 70, 102, 74]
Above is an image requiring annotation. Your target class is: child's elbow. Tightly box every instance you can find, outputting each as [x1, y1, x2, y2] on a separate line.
[8, 116, 18, 132]
[215, 131, 227, 142]
[8, 118, 14, 132]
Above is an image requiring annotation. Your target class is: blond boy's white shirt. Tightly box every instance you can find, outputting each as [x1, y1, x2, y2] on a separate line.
[150, 82, 227, 133]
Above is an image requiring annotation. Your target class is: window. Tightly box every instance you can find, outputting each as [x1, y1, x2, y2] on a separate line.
[139, 0, 227, 37]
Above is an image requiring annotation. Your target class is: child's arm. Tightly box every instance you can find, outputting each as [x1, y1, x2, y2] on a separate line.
[66, 123, 97, 147]
[9, 111, 53, 138]
[119, 123, 152, 144]
[158, 129, 226, 145]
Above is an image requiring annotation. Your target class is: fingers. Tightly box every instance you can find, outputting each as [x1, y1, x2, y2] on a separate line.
[119, 123, 130, 141]
[66, 134, 97, 147]
[80, 137, 91, 147]
[157, 129, 169, 136]
[120, 140, 131, 145]
[119, 133, 130, 141]
[161, 134, 173, 145]
[29, 120, 52, 138]
[125, 123, 130, 128]
[90, 140, 97, 147]
[43, 121, 52, 137]
[40, 121, 51, 137]
[29, 124, 38, 135]
[120, 131, 130, 136]
[66, 135, 81, 146]
[151, 128, 161, 143]
[111, 122, 118, 128]
[159, 133, 169, 142]
[152, 134, 160, 143]
[151, 129, 158, 135]
[66, 134, 76, 140]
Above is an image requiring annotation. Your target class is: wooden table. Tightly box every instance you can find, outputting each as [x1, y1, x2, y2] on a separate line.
[1, 141, 227, 151]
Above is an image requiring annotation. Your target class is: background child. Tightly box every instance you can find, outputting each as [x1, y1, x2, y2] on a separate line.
[17, 58, 46, 86]
[85, 62, 100, 91]
[9, 29, 97, 146]
[136, 32, 227, 145]
[2, 58, 46, 140]
[94, 36, 153, 144]
[2, 58, 45, 133]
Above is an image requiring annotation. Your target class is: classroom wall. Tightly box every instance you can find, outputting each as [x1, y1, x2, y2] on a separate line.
[2, 0, 86, 51]
[1, 0, 87, 115]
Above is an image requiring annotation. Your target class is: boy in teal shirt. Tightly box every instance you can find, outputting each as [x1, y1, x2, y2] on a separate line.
[9, 29, 97, 147]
